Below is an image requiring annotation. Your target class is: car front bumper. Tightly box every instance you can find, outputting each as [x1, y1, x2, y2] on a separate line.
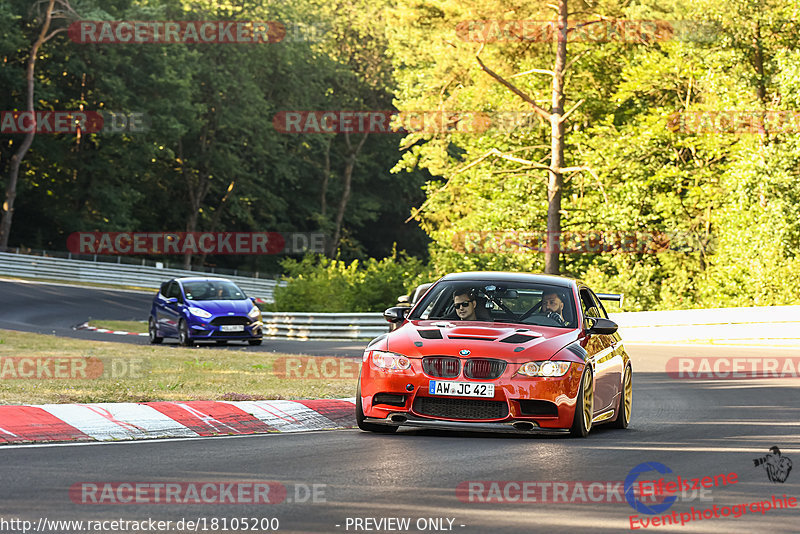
[187, 319, 263, 340]
[360, 359, 586, 431]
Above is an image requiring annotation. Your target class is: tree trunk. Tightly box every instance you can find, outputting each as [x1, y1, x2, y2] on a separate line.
[328, 132, 368, 257]
[0, 0, 57, 249]
[321, 138, 332, 216]
[179, 139, 211, 270]
[195, 180, 235, 267]
[545, 0, 568, 275]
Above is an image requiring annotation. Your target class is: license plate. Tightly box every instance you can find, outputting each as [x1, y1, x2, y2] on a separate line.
[429, 381, 494, 398]
[220, 325, 244, 332]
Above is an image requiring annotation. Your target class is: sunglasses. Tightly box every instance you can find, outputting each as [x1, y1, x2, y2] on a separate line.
[454, 300, 473, 309]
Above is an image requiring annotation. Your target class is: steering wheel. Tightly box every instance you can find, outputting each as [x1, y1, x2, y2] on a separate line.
[541, 310, 567, 326]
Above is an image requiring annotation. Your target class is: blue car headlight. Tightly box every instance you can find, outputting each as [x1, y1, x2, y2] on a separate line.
[247, 305, 262, 321]
[187, 306, 212, 319]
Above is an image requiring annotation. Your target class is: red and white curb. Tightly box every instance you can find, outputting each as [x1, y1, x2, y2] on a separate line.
[0, 398, 356, 444]
[75, 322, 148, 337]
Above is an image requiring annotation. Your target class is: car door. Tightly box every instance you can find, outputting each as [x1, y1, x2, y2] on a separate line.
[158, 280, 183, 335]
[587, 288, 623, 416]
[590, 288, 626, 411]
[579, 287, 616, 415]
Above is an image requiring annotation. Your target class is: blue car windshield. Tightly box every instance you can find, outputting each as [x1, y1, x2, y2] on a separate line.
[183, 281, 247, 301]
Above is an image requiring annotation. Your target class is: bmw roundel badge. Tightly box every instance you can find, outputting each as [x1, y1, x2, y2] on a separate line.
[459, 349, 471, 356]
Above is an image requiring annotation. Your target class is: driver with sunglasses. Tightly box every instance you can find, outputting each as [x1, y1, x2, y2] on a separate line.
[452, 289, 478, 321]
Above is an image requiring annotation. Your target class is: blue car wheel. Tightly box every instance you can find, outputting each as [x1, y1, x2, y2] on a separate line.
[148, 317, 163, 344]
[178, 319, 194, 346]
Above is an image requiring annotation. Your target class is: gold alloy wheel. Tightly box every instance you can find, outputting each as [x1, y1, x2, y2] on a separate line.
[623, 366, 632, 423]
[582, 369, 593, 431]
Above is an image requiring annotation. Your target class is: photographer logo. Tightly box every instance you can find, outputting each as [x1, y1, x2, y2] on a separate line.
[754, 447, 793, 483]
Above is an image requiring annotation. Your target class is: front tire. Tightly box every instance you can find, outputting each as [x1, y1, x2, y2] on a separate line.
[356, 378, 398, 434]
[178, 319, 194, 346]
[148, 317, 163, 344]
[570, 367, 593, 438]
[611, 365, 632, 429]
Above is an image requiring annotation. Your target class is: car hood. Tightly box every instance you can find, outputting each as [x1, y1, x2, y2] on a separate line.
[386, 320, 580, 361]
[186, 299, 254, 315]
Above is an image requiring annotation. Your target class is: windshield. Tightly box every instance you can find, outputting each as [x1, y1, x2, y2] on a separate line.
[182, 280, 248, 301]
[408, 280, 577, 329]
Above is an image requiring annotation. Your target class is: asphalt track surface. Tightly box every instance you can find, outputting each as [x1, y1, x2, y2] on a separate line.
[0, 278, 366, 356]
[1, 279, 799, 533]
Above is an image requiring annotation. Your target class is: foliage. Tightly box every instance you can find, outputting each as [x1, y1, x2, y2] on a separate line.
[3, 0, 800, 311]
[272, 249, 433, 312]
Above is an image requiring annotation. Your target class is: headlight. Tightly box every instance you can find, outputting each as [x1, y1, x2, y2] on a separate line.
[371, 351, 411, 370]
[517, 361, 571, 377]
[248, 305, 262, 321]
[187, 306, 212, 319]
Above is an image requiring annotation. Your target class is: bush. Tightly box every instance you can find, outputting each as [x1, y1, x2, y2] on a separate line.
[273, 249, 433, 312]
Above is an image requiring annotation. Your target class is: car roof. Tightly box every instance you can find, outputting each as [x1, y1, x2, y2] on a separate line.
[440, 271, 577, 288]
[173, 277, 234, 283]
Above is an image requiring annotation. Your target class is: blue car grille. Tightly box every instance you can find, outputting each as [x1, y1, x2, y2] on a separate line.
[210, 316, 250, 326]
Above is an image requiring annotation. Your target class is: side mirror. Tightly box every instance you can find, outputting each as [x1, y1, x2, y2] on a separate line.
[586, 317, 618, 335]
[166, 297, 178, 304]
[383, 307, 408, 324]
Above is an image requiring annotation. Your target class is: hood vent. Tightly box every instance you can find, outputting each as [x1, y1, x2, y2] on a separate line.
[418, 330, 443, 340]
[499, 333, 537, 344]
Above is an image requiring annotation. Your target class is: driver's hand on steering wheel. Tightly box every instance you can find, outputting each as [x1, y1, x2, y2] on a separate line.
[543, 310, 567, 326]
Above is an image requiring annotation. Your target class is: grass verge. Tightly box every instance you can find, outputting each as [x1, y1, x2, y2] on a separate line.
[0, 329, 357, 404]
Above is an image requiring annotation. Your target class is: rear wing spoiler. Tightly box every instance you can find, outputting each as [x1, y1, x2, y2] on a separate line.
[596, 293, 624, 309]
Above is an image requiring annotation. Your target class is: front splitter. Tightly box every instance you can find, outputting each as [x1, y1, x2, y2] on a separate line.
[364, 415, 570, 435]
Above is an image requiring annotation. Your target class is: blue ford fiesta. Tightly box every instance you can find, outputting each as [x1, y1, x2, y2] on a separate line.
[149, 277, 263, 346]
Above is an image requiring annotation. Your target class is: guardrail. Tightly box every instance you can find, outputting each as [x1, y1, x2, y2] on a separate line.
[262, 312, 387, 340]
[609, 306, 800, 344]
[0, 251, 279, 301]
[261, 306, 800, 343]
